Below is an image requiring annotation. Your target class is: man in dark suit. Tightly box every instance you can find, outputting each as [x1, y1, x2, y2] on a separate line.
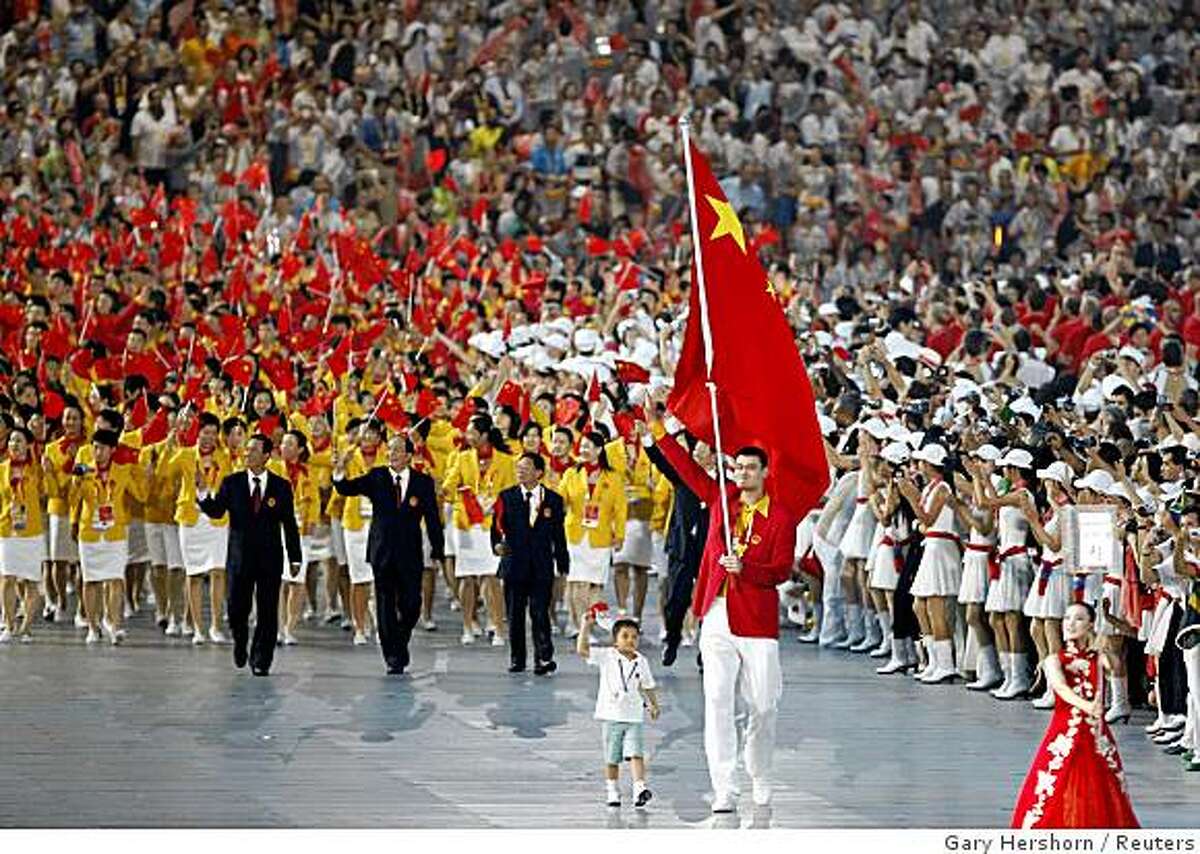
[644, 426, 711, 668]
[332, 434, 444, 675]
[198, 434, 302, 676]
[490, 452, 569, 675]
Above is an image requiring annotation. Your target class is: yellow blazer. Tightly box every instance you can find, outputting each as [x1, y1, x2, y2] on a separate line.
[269, 458, 320, 531]
[618, 444, 656, 522]
[424, 420, 459, 486]
[651, 471, 674, 536]
[140, 441, 179, 525]
[71, 462, 151, 544]
[0, 458, 47, 538]
[163, 447, 234, 527]
[43, 435, 85, 517]
[441, 447, 516, 530]
[340, 444, 388, 532]
[559, 465, 627, 548]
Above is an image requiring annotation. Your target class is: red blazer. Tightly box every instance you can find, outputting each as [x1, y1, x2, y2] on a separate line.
[656, 434, 796, 639]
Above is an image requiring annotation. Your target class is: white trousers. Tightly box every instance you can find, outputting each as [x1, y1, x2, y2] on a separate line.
[699, 597, 782, 800]
[1184, 645, 1200, 752]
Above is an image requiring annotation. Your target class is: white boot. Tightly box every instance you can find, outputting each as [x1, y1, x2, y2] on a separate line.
[989, 652, 1014, 698]
[852, 609, 882, 652]
[996, 652, 1031, 699]
[836, 604, 863, 649]
[818, 597, 847, 648]
[876, 636, 910, 674]
[1105, 675, 1132, 724]
[870, 612, 893, 658]
[967, 645, 1004, 691]
[921, 639, 958, 684]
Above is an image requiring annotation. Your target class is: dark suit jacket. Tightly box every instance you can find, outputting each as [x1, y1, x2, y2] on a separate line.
[198, 470, 302, 578]
[489, 484, 569, 583]
[333, 466, 444, 571]
[646, 441, 709, 574]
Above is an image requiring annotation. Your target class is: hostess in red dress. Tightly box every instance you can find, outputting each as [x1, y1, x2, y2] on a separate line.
[1010, 646, 1139, 829]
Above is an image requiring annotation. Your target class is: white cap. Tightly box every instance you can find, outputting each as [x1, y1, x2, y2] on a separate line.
[972, 443, 1002, 462]
[548, 317, 575, 336]
[1078, 385, 1104, 413]
[997, 448, 1034, 469]
[917, 346, 943, 369]
[467, 330, 505, 358]
[1101, 481, 1134, 502]
[1101, 374, 1135, 400]
[1074, 469, 1115, 492]
[818, 302, 840, 318]
[880, 442, 911, 465]
[860, 417, 890, 440]
[884, 330, 922, 362]
[1036, 461, 1073, 487]
[885, 422, 911, 443]
[905, 430, 925, 450]
[508, 324, 537, 347]
[1010, 396, 1041, 420]
[951, 378, 982, 402]
[912, 443, 947, 466]
[574, 328, 602, 354]
[1118, 346, 1146, 367]
[543, 333, 570, 353]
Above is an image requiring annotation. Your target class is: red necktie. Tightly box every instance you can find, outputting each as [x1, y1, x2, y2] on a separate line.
[251, 477, 262, 514]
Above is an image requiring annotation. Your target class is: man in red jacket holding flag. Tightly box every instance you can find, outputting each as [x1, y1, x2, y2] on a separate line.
[645, 124, 829, 814]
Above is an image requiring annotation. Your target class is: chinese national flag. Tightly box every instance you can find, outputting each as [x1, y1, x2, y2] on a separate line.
[667, 141, 829, 519]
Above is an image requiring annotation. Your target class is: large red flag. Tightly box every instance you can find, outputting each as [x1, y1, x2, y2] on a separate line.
[667, 140, 829, 519]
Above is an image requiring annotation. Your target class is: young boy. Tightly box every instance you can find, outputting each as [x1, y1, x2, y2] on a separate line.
[577, 608, 660, 808]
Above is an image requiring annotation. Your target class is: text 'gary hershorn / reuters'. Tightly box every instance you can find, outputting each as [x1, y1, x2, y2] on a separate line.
[943, 833, 1199, 853]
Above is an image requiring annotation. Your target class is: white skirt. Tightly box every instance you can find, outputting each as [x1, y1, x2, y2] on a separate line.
[126, 520, 150, 564]
[613, 519, 654, 568]
[838, 503, 876, 560]
[331, 519, 348, 565]
[568, 541, 611, 586]
[146, 523, 184, 569]
[454, 524, 498, 578]
[985, 554, 1032, 613]
[179, 516, 228, 577]
[958, 548, 991, 605]
[1023, 563, 1070, 619]
[868, 535, 899, 591]
[911, 537, 961, 598]
[80, 538, 129, 583]
[307, 523, 333, 562]
[650, 532, 668, 576]
[344, 526, 372, 584]
[0, 535, 47, 581]
[48, 513, 78, 562]
[442, 504, 457, 557]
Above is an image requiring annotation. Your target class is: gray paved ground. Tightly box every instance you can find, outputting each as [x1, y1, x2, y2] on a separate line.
[0, 589, 1195, 828]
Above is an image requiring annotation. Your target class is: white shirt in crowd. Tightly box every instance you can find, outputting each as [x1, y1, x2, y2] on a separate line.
[130, 110, 177, 170]
[588, 647, 657, 723]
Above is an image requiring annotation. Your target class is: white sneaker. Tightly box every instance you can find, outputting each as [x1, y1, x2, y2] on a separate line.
[165, 618, 181, 637]
[681, 632, 696, 647]
[302, 608, 315, 622]
[85, 628, 100, 645]
[123, 603, 134, 619]
[449, 599, 461, 612]
[19, 632, 32, 644]
[0, 628, 12, 644]
[421, 618, 436, 631]
[711, 792, 737, 814]
[472, 625, 483, 638]
[1032, 690, 1056, 710]
[209, 628, 228, 644]
[461, 630, 474, 646]
[192, 632, 205, 646]
[282, 632, 298, 646]
[751, 779, 772, 807]
[491, 634, 505, 647]
[353, 632, 368, 646]
[74, 613, 88, 629]
[658, 628, 668, 643]
[102, 620, 117, 644]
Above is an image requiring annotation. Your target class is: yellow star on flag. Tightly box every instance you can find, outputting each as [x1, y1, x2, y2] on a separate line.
[705, 195, 746, 253]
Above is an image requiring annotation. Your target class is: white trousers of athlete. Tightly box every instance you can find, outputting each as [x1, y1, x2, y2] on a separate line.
[700, 597, 782, 802]
[1184, 645, 1200, 752]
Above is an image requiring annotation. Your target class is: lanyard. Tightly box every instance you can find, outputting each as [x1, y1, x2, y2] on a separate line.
[96, 465, 113, 505]
[616, 657, 639, 694]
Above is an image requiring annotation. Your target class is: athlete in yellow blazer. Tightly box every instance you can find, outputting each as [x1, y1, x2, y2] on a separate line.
[441, 415, 516, 645]
[70, 430, 152, 645]
[41, 403, 86, 620]
[0, 428, 49, 642]
[273, 430, 321, 645]
[339, 421, 389, 645]
[558, 430, 626, 636]
[611, 440, 657, 621]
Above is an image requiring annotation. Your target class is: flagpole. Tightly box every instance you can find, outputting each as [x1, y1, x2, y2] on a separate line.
[679, 117, 734, 557]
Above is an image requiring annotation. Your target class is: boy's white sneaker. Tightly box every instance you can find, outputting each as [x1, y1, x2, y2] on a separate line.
[605, 784, 620, 808]
[711, 792, 736, 814]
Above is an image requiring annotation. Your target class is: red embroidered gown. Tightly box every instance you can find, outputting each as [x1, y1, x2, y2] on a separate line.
[1010, 646, 1139, 829]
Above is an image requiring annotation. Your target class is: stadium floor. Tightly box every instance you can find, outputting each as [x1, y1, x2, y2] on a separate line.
[0, 589, 1194, 828]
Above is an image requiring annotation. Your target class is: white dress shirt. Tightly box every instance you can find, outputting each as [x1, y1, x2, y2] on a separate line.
[523, 484, 542, 527]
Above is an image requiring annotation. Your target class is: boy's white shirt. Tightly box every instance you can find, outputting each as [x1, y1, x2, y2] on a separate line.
[587, 647, 657, 723]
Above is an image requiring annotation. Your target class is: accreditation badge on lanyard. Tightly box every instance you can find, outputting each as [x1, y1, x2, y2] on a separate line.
[93, 469, 115, 532]
[10, 466, 27, 531]
[583, 474, 601, 529]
